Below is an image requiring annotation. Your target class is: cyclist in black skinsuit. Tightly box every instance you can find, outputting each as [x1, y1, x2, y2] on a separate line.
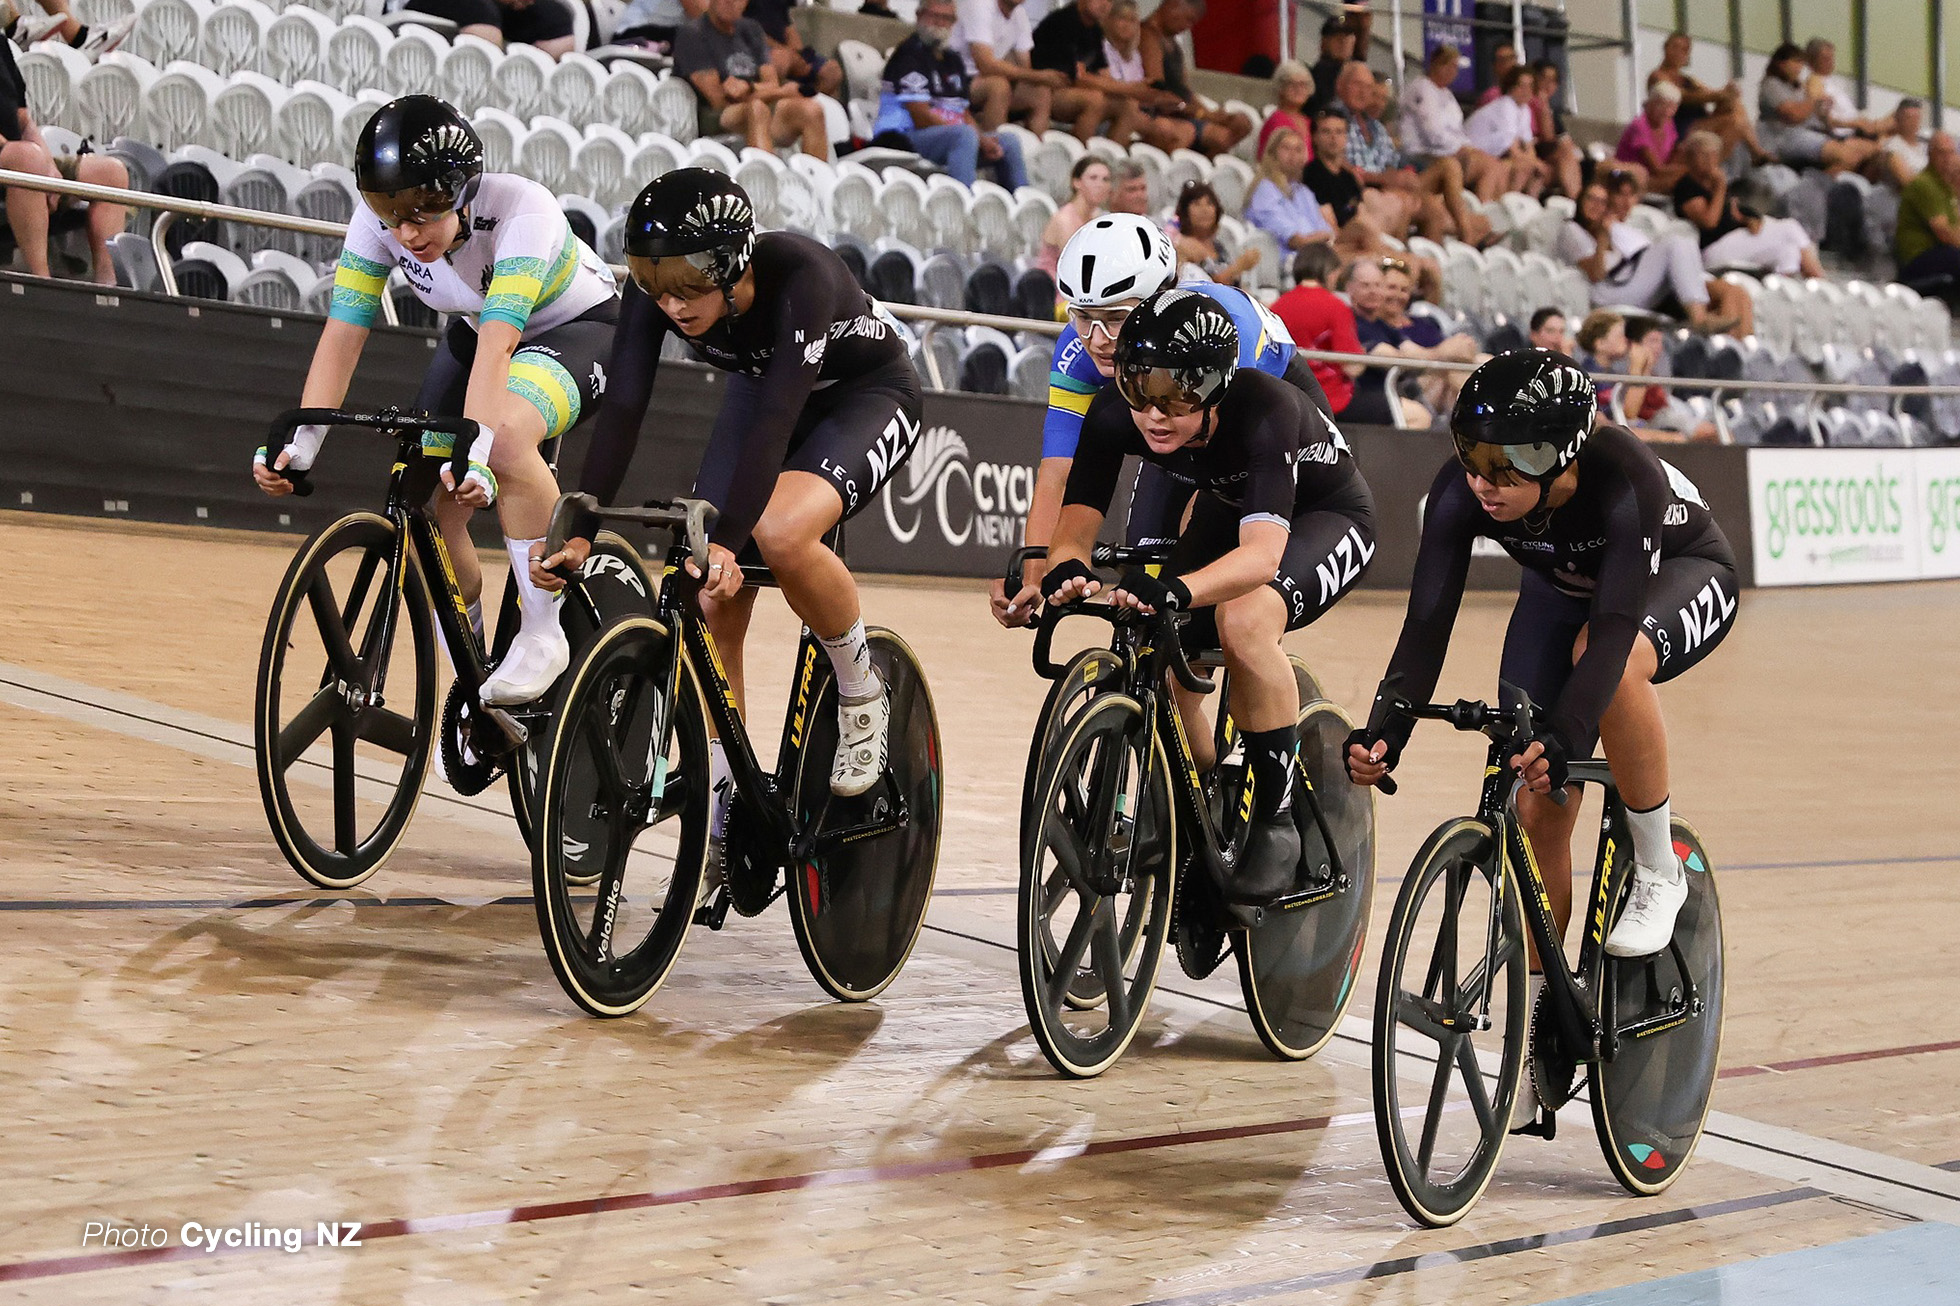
[542, 168, 922, 800]
[1042, 289, 1377, 904]
[1342, 349, 1737, 1125]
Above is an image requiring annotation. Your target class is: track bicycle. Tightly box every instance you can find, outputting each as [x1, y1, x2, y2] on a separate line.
[1370, 693, 1725, 1227]
[252, 408, 654, 889]
[527, 492, 943, 1018]
[1016, 592, 1375, 1078]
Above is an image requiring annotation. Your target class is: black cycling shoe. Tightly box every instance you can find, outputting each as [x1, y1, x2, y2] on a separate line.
[1226, 814, 1301, 905]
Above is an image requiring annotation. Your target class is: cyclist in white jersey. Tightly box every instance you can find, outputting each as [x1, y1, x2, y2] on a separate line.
[251, 95, 619, 705]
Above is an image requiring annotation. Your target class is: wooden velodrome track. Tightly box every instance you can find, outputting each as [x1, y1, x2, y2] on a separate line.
[1, 511, 1957, 1303]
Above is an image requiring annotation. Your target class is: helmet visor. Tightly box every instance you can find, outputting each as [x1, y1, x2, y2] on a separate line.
[362, 185, 461, 228]
[1116, 364, 1209, 417]
[627, 252, 721, 300]
[1451, 429, 1567, 484]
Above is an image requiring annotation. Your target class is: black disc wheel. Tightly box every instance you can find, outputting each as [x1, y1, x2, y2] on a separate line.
[1019, 694, 1177, 1078]
[788, 629, 944, 1002]
[1592, 819, 1725, 1196]
[500, 531, 656, 849]
[532, 616, 710, 1018]
[1237, 698, 1377, 1061]
[255, 512, 436, 890]
[1287, 652, 1324, 711]
[1372, 819, 1528, 1227]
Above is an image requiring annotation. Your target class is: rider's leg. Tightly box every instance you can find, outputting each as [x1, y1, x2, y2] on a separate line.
[698, 586, 759, 713]
[1588, 624, 1689, 958]
[1216, 586, 1302, 900]
[478, 354, 577, 704]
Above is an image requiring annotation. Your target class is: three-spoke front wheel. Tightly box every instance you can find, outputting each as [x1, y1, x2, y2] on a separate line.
[254, 512, 436, 889]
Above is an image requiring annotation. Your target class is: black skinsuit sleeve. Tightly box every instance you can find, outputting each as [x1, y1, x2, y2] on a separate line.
[575, 281, 669, 521]
[1060, 391, 1134, 519]
[1367, 459, 1480, 747]
[1550, 454, 1665, 754]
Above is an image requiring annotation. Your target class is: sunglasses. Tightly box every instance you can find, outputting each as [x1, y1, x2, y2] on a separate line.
[1378, 256, 1411, 274]
[1067, 304, 1134, 341]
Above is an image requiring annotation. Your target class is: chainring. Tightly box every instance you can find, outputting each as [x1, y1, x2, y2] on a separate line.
[439, 679, 503, 797]
[723, 820, 779, 918]
[1529, 980, 1583, 1111]
[1173, 853, 1229, 980]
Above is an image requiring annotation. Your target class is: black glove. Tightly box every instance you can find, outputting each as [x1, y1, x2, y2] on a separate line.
[1510, 727, 1570, 790]
[1343, 726, 1403, 778]
[1040, 558, 1097, 603]
[1113, 568, 1191, 613]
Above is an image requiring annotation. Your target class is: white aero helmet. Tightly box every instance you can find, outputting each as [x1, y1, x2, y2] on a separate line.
[1056, 213, 1177, 309]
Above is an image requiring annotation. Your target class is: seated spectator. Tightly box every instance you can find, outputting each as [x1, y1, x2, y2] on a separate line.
[677, 0, 827, 155]
[1398, 43, 1514, 204]
[742, 0, 842, 98]
[1674, 130, 1821, 279]
[1106, 157, 1150, 215]
[1171, 180, 1257, 285]
[1258, 60, 1314, 159]
[1627, 318, 1720, 440]
[876, 0, 1027, 190]
[1271, 243, 1363, 418]
[1527, 305, 1573, 353]
[1527, 59, 1582, 198]
[1880, 98, 1928, 190]
[1338, 62, 1490, 246]
[0, 26, 126, 285]
[1305, 14, 1358, 116]
[1036, 155, 1109, 275]
[1648, 29, 1768, 167]
[1895, 132, 1960, 288]
[1576, 310, 1715, 443]
[1244, 127, 1335, 252]
[1558, 178, 1745, 335]
[609, 0, 702, 52]
[1473, 42, 1517, 108]
[956, 0, 1070, 137]
[1606, 167, 1756, 335]
[405, 0, 578, 57]
[1758, 42, 1877, 174]
[1345, 258, 1434, 428]
[1031, 0, 1146, 144]
[2, 0, 132, 54]
[1098, 0, 1195, 153]
[1376, 254, 1481, 413]
[1304, 109, 1444, 298]
[1614, 82, 1683, 193]
[1136, 0, 1251, 155]
[1465, 65, 1548, 197]
[1803, 38, 1883, 140]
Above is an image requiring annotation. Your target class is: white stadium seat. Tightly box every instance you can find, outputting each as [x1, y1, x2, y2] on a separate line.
[220, 163, 295, 256]
[829, 160, 883, 240]
[235, 263, 305, 310]
[181, 238, 251, 293]
[879, 169, 933, 250]
[382, 22, 447, 98]
[1164, 146, 1209, 200]
[648, 72, 697, 143]
[628, 133, 686, 188]
[276, 80, 354, 168]
[924, 173, 973, 254]
[145, 60, 226, 150]
[1009, 189, 1054, 260]
[685, 135, 739, 175]
[518, 115, 582, 195]
[1128, 141, 1172, 212]
[775, 163, 822, 235]
[597, 59, 660, 137]
[1027, 130, 1080, 202]
[324, 15, 392, 96]
[573, 123, 638, 210]
[964, 180, 1017, 262]
[129, 0, 214, 69]
[440, 33, 504, 115]
[293, 167, 357, 263]
[334, 88, 390, 164]
[832, 38, 883, 109]
[18, 44, 90, 135]
[547, 52, 607, 127]
[492, 42, 556, 120]
[1209, 155, 1252, 219]
[200, 0, 274, 77]
[213, 69, 287, 160]
[469, 105, 529, 174]
[733, 147, 787, 227]
[264, 3, 332, 84]
[77, 51, 157, 142]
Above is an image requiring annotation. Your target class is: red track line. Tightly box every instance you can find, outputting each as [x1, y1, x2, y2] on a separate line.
[1719, 1037, 1960, 1079]
[0, 1108, 1370, 1282]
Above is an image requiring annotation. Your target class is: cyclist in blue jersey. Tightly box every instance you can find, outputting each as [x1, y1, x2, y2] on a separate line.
[990, 213, 1337, 625]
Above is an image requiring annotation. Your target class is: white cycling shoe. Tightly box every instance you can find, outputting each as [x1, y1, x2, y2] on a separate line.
[829, 678, 889, 797]
[480, 623, 570, 706]
[1604, 858, 1689, 958]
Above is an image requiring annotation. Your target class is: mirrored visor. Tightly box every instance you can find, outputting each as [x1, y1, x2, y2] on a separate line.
[361, 186, 460, 228]
[1451, 429, 1565, 483]
[627, 252, 720, 300]
[1115, 365, 1208, 417]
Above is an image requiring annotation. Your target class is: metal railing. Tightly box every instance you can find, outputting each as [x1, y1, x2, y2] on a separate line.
[6, 166, 1960, 444]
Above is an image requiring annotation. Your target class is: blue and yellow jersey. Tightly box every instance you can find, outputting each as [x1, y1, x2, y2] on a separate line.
[1040, 281, 1297, 459]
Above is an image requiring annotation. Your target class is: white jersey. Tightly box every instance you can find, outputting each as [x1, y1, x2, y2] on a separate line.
[328, 173, 616, 337]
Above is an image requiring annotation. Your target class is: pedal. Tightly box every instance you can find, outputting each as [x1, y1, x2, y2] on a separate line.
[481, 705, 529, 748]
[1509, 1108, 1557, 1140]
[693, 885, 732, 930]
[1224, 901, 1265, 931]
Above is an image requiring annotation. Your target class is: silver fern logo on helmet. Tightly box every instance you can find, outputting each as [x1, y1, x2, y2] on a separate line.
[680, 191, 755, 281]
[405, 122, 476, 170]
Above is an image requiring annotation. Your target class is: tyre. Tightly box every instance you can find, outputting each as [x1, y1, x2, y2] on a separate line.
[1019, 694, 1177, 1078]
[1372, 819, 1528, 1227]
[1238, 698, 1376, 1060]
[1592, 818, 1725, 1196]
[1019, 646, 1124, 862]
[255, 512, 436, 889]
[532, 616, 710, 1018]
[787, 629, 944, 1002]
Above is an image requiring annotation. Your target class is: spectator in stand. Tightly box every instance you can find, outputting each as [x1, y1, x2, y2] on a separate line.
[1099, 0, 1193, 153]
[1107, 157, 1150, 215]
[1377, 254, 1481, 414]
[1527, 60, 1583, 198]
[1338, 62, 1489, 247]
[1465, 65, 1548, 197]
[1136, 0, 1252, 156]
[1035, 155, 1109, 275]
[1674, 130, 1822, 279]
[1304, 109, 1445, 298]
[1803, 38, 1883, 140]
[1627, 318, 1720, 440]
[1559, 178, 1746, 335]
[1474, 42, 1517, 108]
[1879, 98, 1929, 190]
[1305, 14, 1358, 115]
[876, 0, 1027, 189]
[1895, 132, 1960, 288]
[1171, 180, 1257, 286]
[1606, 168, 1754, 338]
[1259, 61, 1314, 158]
[0, 22, 126, 285]
[1272, 243, 1363, 418]
[677, 0, 827, 155]
[1614, 81, 1683, 193]
[1031, 0, 1146, 144]
[956, 0, 1070, 137]
[610, 0, 703, 52]
[1528, 305, 1573, 353]
[404, 0, 578, 57]
[1398, 43, 1517, 204]
[1244, 127, 1335, 250]
[1344, 258, 1433, 428]
[1576, 310, 1715, 443]
[2, 0, 132, 53]
[742, 0, 842, 98]
[1758, 42, 1877, 174]
[1647, 30, 1768, 167]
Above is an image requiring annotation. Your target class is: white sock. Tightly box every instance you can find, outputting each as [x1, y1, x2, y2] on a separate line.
[709, 738, 732, 838]
[1625, 797, 1680, 880]
[819, 620, 878, 702]
[505, 538, 561, 634]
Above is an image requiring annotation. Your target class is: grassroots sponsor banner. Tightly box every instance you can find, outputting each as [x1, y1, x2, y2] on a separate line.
[1747, 446, 1960, 586]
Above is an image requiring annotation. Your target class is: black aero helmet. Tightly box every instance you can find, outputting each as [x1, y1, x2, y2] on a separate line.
[623, 167, 757, 298]
[354, 95, 484, 226]
[1450, 348, 1596, 488]
[1112, 288, 1239, 416]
